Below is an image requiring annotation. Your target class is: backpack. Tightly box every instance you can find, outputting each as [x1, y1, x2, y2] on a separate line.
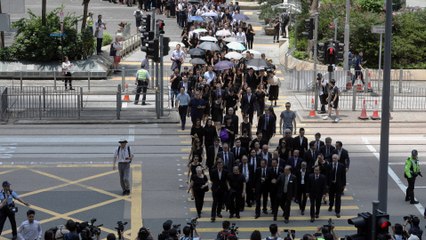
[109, 43, 117, 56]
[219, 128, 229, 142]
[117, 146, 131, 158]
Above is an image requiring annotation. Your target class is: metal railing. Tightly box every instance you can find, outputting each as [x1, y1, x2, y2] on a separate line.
[0, 87, 8, 121]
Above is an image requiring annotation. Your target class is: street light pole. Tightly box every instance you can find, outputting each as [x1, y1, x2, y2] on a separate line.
[313, 12, 319, 111]
[378, 0, 393, 212]
[343, 0, 350, 72]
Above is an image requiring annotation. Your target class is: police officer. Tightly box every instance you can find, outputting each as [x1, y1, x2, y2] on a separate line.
[0, 181, 30, 240]
[405, 150, 422, 204]
[134, 67, 151, 105]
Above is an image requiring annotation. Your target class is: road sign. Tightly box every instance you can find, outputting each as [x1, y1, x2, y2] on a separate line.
[49, 33, 66, 37]
[0, 0, 25, 13]
[0, 13, 10, 31]
[371, 25, 385, 34]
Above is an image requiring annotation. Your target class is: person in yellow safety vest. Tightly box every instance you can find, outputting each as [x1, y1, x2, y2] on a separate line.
[86, 12, 94, 35]
[404, 149, 422, 204]
[134, 68, 151, 105]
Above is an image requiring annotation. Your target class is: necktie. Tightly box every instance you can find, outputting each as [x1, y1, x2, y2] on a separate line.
[225, 153, 228, 166]
[333, 163, 337, 181]
[243, 164, 247, 177]
[237, 148, 239, 157]
[219, 170, 221, 180]
[326, 147, 329, 156]
[294, 158, 297, 168]
[312, 150, 314, 159]
[284, 175, 289, 193]
[264, 116, 268, 130]
[262, 168, 266, 178]
[317, 141, 320, 150]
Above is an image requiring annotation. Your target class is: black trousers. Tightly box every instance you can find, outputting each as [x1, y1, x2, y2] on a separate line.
[310, 195, 322, 218]
[211, 189, 226, 218]
[247, 38, 254, 50]
[406, 177, 416, 202]
[329, 183, 342, 213]
[279, 194, 292, 220]
[228, 191, 243, 216]
[297, 184, 308, 211]
[135, 81, 148, 104]
[193, 189, 205, 215]
[64, 72, 73, 88]
[178, 105, 188, 129]
[273, 30, 279, 42]
[0, 209, 17, 237]
[96, 38, 103, 53]
[255, 185, 269, 215]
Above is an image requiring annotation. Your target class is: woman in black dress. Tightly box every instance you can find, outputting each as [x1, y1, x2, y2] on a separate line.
[202, 85, 211, 123]
[246, 24, 255, 50]
[240, 115, 252, 139]
[190, 119, 204, 146]
[204, 118, 218, 150]
[189, 166, 209, 218]
[254, 84, 267, 119]
[267, 70, 280, 107]
[276, 138, 291, 162]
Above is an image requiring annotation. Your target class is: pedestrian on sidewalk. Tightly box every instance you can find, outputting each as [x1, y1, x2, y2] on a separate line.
[113, 139, 134, 195]
[94, 15, 106, 55]
[62, 56, 74, 90]
[273, 17, 280, 43]
[176, 87, 191, 130]
[111, 36, 123, 72]
[317, 73, 328, 113]
[323, 79, 340, 123]
[404, 149, 422, 204]
[134, 67, 151, 105]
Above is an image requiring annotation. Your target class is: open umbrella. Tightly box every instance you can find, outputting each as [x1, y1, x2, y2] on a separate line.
[190, 16, 204, 22]
[215, 29, 232, 37]
[199, 41, 221, 51]
[226, 42, 246, 51]
[243, 50, 262, 58]
[188, 48, 206, 57]
[200, 36, 218, 42]
[233, 14, 249, 21]
[246, 59, 269, 71]
[201, 12, 218, 18]
[224, 52, 243, 60]
[188, 0, 200, 3]
[223, 37, 237, 42]
[214, 60, 234, 71]
[190, 58, 207, 65]
[193, 28, 208, 34]
[169, 41, 185, 48]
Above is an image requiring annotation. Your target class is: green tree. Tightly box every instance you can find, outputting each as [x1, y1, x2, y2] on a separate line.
[81, 0, 90, 31]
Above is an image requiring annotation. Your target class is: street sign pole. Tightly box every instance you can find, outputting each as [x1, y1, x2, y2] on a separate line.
[343, 0, 350, 87]
[313, 13, 319, 111]
[372, 25, 385, 93]
[159, 34, 164, 116]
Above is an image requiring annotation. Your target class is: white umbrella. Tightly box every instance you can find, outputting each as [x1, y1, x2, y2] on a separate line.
[200, 36, 218, 42]
[193, 28, 208, 34]
[201, 12, 218, 18]
[243, 50, 262, 58]
[223, 37, 237, 42]
[169, 41, 185, 48]
[199, 41, 221, 51]
[215, 29, 232, 37]
[226, 42, 246, 51]
[225, 52, 243, 60]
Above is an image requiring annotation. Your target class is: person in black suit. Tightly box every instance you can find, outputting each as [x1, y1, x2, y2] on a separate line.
[241, 87, 256, 124]
[313, 132, 325, 153]
[218, 143, 235, 170]
[260, 144, 273, 166]
[240, 155, 254, 208]
[232, 139, 247, 163]
[254, 159, 269, 218]
[320, 137, 335, 162]
[304, 141, 318, 173]
[227, 166, 246, 218]
[307, 166, 327, 222]
[210, 159, 229, 222]
[276, 166, 296, 223]
[223, 107, 239, 137]
[248, 149, 261, 175]
[332, 141, 350, 172]
[257, 108, 276, 145]
[328, 154, 346, 218]
[269, 159, 283, 221]
[296, 161, 309, 215]
[288, 150, 303, 173]
[315, 153, 330, 205]
[293, 128, 308, 157]
[206, 138, 223, 169]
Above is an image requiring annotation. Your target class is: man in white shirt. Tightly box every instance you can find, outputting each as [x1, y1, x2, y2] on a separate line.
[94, 14, 106, 55]
[113, 139, 134, 196]
[171, 44, 185, 72]
[17, 210, 42, 240]
[235, 27, 247, 47]
[203, 66, 216, 84]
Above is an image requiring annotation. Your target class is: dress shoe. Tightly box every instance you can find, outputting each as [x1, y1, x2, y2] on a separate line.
[262, 210, 268, 214]
[284, 219, 289, 224]
[134, 102, 139, 105]
[405, 197, 410, 202]
[410, 201, 419, 204]
[301, 210, 304, 215]
[236, 215, 240, 219]
[310, 218, 315, 223]
[229, 214, 234, 218]
[315, 214, 319, 218]
[211, 218, 215, 223]
[328, 206, 333, 212]
[70, 88, 75, 90]
[217, 214, 223, 218]
[273, 216, 277, 221]
[197, 213, 201, 218]
[142, 102, 147, 105]
[336, 213, 341, 218]
[122, 190, 127, 196]
[247, 203, 252, 208]
[254, 214, 260, 219]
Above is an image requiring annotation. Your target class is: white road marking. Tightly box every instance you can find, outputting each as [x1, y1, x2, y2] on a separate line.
[362, 137, 425, 214]
[0, 144, 17, 159]
[128, 125, 135, 142]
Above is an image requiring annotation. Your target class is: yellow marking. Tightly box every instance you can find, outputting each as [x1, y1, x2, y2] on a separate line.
[181, 140, 191, 144]
[196, 226, 356, 232]
[181, 148, 191, 153]
[188, 195, 354, 201]
[120, 61, 142, 66]
[253, 43, 276, 47]
[0, 169, 17, 175]
[190, 205, 359, 212]
[177, 129, 190, 133]
[197, 215, 356, 222]
[242, 11, 254, 15]
[131, 164, 143, 240]
[253, 26, 262, 31]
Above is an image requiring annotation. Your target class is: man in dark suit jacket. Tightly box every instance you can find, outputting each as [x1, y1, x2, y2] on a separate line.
[218, 143, 235, 170]
[332, 141, 350, 171]
[303, 141, 318, 173]
[209, 159, 229, 222]
[328, 154, 346, 218]
[313, 132, 325, 154]
[276, 166, 296, 223]
[211, 82, 226, 101]
[254, 159, 269, 218]
[240, 87, 256, 124]
[269, 159, 283, 221]
[232, 139, 247, 163]
[307, 166, 327, 222]
[320, 137, 335, 162]
[293, 128, 308, 157]
[296, 161, 309, 215]
[260, 144, 273, 166]
[257, 108, 276, 144]
[287, 150, 303, 173]
[248, 149, 261, 174]
[206, 138, 223, 169]
[240, 155, 254, 208]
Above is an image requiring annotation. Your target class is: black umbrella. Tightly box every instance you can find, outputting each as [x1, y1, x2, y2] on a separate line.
[190, 58, 207, 65]
[188, 0, 200, 3]
[188, 48, 206, 57]
[246, 59, 269, 71]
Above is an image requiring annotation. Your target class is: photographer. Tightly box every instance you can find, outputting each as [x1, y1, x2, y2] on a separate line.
[180, 225, 199, 240]
[403, 216, 423, 240]
[0, 181, 30, 240]
[63, 220, 80, 240]
[138, 227, 154, 240]
[216, 221, 231, 240]
[314, 221, 338, 240]
[404, 150, 422, 204]
[159, 220, 173, 240]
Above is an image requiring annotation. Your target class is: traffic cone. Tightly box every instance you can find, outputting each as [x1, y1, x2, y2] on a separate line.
[308, 97, 316, 118]
[123, 83, 130, 102]
[356, 79, 363, 92]
[370, 100, 380, 120]
[358, 99, 369, 120]
[346, 81, 353, 91]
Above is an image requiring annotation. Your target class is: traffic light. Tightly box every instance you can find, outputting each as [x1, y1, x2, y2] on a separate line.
[337, 42, 345, 62]
[347, 212, 372, 240]
[325, 42, 337, 65]
[144, 39, 159, 62]
[317, 42, 326, 63]
[157, 19, 165, 34]
[376, 212, 391, 238]
[302, 17, 314, 40]
[162, 37, 171, 56]
[141, 31, 154, 46]
[141, 14, 151, 32]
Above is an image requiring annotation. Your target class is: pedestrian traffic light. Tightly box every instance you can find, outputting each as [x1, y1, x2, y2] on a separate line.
[347, 212, 372, 240]
[141, 14, 151, 32]
[337, 42, 345, 62]
[144, 39, 159, 62]
[302, 17, 314, 40]
[141, 31, 154, 46]
[162, 37, 171, 56]
[317, 42, 326, 63]
[376, 212, 391, 238]
[325, 42, 337, 65]
[157, 19, 165, 34]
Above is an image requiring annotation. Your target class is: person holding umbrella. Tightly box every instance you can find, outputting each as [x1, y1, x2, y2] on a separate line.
[171, 44, 185, 72]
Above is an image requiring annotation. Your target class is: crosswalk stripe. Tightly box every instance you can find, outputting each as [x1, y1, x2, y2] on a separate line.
[196, 215, 356, 222]
[190, 205, 359, 212]
[195, 226, 356, 232]
[188, 196, 355, 201]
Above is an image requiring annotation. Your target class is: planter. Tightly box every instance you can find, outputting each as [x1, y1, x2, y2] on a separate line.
[264, 18, 272, 25]
[264, 27, 275, 36]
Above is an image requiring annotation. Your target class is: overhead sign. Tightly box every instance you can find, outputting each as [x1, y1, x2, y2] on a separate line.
[1, 0, 25, 14]
[0, 13, 10, 31]
[371, 25, 385, 34]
